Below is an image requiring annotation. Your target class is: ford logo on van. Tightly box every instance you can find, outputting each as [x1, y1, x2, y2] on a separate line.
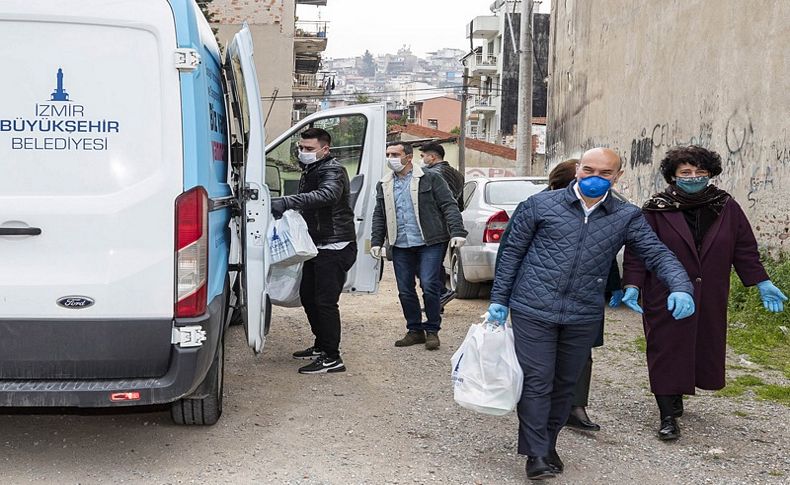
[56, 296, 95, 309]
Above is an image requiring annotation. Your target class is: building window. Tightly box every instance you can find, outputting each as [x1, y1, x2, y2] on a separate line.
[428, 119, 438, 129]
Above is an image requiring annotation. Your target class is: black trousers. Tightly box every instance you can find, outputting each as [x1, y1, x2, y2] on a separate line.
[512, 310, 601, 457]
[572, 354, 593, 408]
[299, 242, 357, 359]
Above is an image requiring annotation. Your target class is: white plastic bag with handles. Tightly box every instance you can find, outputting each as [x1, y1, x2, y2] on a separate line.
[269, 210, 318, 267]
[268, 263, 302, 307]
[451, 317, 523, 416]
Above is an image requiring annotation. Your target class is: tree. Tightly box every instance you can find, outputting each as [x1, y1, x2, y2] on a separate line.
[360, 50, 376, 78]
[450, 126, 461, 135]
[354, 93, 373, 104]
[387, 113, 409, 130]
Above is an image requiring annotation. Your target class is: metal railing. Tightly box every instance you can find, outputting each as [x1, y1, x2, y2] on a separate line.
[293, 73, 323, 90]
[295, 21, 328, 38]
[474, 53, 498, 67]
[468, 94, 496, 109]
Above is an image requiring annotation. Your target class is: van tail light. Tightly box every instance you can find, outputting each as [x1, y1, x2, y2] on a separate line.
[483, 210, 509, 243]
[175, 187, 208, 318]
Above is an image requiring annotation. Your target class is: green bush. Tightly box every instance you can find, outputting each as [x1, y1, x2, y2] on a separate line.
[728, 255, 790, 378]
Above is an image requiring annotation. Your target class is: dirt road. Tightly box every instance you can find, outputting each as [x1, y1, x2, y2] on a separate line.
[1, 270, 788, 484]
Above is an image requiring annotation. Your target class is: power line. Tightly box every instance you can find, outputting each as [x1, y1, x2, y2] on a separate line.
[261, 86, 463, 100]
[260, 86, 505, 102]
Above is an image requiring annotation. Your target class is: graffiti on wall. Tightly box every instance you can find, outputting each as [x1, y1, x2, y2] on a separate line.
[549, 106, 790, 247]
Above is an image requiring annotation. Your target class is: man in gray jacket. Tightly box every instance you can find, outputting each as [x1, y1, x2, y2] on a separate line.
[488, 148, 695, 480]
[371, 142, 467, 350]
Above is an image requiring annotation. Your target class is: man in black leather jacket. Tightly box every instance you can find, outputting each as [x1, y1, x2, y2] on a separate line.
[270, 128, 356, 375]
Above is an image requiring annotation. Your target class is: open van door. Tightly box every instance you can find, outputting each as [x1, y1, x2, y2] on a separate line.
[225, 24, 270, 353]
[265, 104, 386, 295]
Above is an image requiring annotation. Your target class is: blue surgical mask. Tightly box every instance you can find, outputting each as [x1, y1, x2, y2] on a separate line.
[675, 176, 710, 194]
[577, 176, 612, 198]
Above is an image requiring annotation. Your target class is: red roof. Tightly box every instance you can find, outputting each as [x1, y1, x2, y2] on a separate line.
[391, 124, 518, 160]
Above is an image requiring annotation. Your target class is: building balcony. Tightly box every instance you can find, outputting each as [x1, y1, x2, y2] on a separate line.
[468, 94, 497, 113]
[467, 15, 498, 39]
[295, 53, 321, 74]
[469, 53, 498, 74]
[294, 21, 328, 54]
[293, 73, 326, 96]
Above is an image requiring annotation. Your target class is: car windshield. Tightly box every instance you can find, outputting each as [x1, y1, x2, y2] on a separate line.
[485, 179, 548, 205]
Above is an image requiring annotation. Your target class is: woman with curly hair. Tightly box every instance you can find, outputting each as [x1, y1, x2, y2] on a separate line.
[621, 145, 787, 441]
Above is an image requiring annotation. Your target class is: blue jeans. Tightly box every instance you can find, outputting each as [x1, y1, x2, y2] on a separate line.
[391, 242, 446, 333]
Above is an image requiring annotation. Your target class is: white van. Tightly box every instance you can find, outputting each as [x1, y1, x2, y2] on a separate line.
[0, 0, 383, 425]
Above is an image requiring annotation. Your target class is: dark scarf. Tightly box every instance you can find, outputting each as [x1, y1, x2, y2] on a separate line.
[643, 185, 730, 251]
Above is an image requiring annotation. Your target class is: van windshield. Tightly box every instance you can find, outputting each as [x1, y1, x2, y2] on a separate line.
[485, 179, 547, 205]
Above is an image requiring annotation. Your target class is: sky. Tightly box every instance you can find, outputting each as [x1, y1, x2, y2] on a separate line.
[298, 0, 495, 59]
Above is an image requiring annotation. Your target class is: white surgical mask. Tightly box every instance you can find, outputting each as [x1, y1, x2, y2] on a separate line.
[387, 157, 405, 173]
[298, 151, 318, 165]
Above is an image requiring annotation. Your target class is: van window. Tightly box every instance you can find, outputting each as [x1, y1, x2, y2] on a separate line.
[266, 114, 368, 196]
[228, 53, 250, 150]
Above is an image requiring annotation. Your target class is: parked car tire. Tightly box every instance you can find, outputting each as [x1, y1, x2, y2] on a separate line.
[170, 336, 224, 426]
[451, 250, 480, 299]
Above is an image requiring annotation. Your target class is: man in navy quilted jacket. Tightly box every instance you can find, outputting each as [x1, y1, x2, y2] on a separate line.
[487, 147, 695, 480]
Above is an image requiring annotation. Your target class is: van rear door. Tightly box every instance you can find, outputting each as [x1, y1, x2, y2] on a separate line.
[225, 23, 270, 353]
[0, 0, 183, 321]
[265, 104, 387, 295]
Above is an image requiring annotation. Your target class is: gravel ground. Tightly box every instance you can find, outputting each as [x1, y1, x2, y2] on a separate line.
[1, 268, 788, 484]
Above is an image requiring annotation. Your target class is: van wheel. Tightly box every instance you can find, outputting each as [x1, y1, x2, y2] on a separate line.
[451, 251, 480, 299]
[170, 337, 224, 426]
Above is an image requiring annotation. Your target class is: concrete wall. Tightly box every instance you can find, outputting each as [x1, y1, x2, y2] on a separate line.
[415, 97, 461, 133]
[547, 0, 790, 250]
[210, 0, 295, 142]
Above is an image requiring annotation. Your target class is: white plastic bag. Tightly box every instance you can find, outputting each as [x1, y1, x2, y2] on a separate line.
[268, 263, 302, 307]
[451, 319, 523, 416]
[269, 210, 318, 267]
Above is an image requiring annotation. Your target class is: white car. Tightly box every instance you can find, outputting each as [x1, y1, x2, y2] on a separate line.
[446, 176, 548, 298]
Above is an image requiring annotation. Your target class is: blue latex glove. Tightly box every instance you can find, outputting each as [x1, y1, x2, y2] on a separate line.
[667, 292, 695, 320]
[487, 303, 509, 324]
[621, 287, 643, 314]
[757, 280, 788, 313]
[609, 289, 624, 308]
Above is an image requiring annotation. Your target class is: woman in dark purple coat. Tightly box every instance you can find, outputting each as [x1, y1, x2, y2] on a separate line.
[621, 146, 787, 441]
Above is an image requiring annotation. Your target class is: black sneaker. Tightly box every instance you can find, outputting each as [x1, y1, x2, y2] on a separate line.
[440, 289, 456, 307]
[292, 346, 322, 360]
[298, 354, 346, 374]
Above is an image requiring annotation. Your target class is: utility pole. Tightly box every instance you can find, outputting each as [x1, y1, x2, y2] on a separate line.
[458, 66, 469, 177]
[515, 0, 533, 176]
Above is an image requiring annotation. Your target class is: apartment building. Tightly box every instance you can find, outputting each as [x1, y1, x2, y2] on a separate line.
[463, 0, 549, 147]
[208, 0, 329, 142]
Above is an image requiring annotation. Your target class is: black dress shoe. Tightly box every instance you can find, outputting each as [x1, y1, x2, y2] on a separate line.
[673, 395, 684, 418]
[566, 406, 601, 431]
[658, 416, 680, 441]
[548, 449, 564, 473]
[526, 456, 556, 480]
